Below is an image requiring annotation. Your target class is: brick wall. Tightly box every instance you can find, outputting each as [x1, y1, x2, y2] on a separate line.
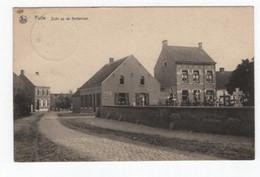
[98, 106, 254, 137]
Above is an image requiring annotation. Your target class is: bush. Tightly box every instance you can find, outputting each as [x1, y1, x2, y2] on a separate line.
[14, 93, 31, 119]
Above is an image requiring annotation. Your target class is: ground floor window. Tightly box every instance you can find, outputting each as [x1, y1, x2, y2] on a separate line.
[80, 95, 84, 107]
[136, 93, 149, 106]
[206, 90, 214, 100]
[193, 90, 200, 101]
[96, 93, 101, 106]
[115, 93, 129, 105]
[182, 90, 189, 102]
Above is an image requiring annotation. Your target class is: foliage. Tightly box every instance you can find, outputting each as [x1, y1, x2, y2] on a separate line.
[54, 93, 72, 110]
[14, 92, 31, 119]
[226, 58, 254, 106]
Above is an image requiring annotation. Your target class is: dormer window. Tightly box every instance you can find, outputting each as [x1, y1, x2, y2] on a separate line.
[120, 75, 124, 85]
[140, 76, 145, 85]
[182, 70, 188, 83]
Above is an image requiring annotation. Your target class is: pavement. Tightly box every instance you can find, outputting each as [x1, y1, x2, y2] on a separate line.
[38, 112, 225, 161]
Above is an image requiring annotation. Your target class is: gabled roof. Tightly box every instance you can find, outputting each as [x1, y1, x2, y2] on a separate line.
[216, 71, 232, 90]
[80, 56, 129, 89]
[165, 45, 216, 64]
[20, 72, 50, 87]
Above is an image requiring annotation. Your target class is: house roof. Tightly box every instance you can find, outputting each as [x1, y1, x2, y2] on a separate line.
[216, 71, 232, 90]
[80, 56, 129, 89]
[165, 46, 216, 64]
[20, 72, 50, 87]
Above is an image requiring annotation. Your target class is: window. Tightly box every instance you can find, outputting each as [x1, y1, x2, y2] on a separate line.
[193, 90, 200, 101]
[161, 59, 167, 67]
[89, 94, 92, 107]
[120, 75, 124, 85]
[115, 93, 129, 105]
[182, 70, 188, 83]
[37, 89, 40, 95]
[140, 76, 145, 85]
[206, 90, 214, 100]
[46, 89, 49, 95]
[42, 89, 45, 95]
[182, 90, 189, 102]
[136, 93, 149, 106]
[84, 95, 88, 108]
[80, 95, 84, 107]
[193, 70, 200, 83]
[43, 100, 46, 107]
[206, 71, 213, 83]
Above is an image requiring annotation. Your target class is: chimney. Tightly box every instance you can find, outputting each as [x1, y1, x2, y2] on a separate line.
[219, 68, 225, 72]
[109, 58, 114, 63]
[20, 70, 24, 75]
[162, 40, 168, 48]
[35, 72, 39, 75]
[198, 42, 203, 49]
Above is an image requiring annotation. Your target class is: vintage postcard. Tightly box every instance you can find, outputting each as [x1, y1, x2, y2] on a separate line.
[13, 7, 254, 162]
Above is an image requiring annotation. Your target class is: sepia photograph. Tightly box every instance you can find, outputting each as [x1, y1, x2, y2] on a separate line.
[12, 7, 254, 162]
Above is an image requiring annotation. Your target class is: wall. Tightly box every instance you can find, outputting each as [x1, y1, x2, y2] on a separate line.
[102, 56, 161, 106]
[154, 47, 177, 89]
[98, 106, 254, 137]
[176, 64, 216, 103]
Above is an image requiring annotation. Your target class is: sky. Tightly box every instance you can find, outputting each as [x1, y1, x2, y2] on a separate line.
[13, 7, 254, 93]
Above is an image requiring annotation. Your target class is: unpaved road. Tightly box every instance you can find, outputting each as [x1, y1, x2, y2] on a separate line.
[38, 112, 221, 161]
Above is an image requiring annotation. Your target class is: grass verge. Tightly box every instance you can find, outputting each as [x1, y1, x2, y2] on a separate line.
[14, 114, 91, 162]
[60, 118, 254, 160]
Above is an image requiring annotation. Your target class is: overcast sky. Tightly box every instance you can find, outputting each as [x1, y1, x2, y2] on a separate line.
[13, 7, 254, 93]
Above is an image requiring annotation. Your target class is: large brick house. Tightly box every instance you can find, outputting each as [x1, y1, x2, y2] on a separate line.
[73, 55, 161, 112]
[19, 70, 50, 111]
[154, 40, 216, 105]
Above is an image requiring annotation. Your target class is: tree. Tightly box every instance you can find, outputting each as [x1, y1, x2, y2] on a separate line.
[226, 58, 254, 106]
[13, 93, 31, 119]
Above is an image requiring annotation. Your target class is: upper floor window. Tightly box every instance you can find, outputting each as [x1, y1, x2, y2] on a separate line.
[193, 70, 200, 83]
[46, 89, 49, 95]
[140, 76, 145, 85]
[42, 89, 45, 95]
[120, 75, 124, 85]
[182, 70, 188, 83]
[161, 59, 167, 67]
[36, 89, 40, 95]
[206, 71, 213, 83]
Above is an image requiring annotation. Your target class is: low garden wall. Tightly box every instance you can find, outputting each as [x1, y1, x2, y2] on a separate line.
[97, 106, 254, 137]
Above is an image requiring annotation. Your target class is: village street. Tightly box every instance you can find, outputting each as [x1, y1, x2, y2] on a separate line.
[38, 112, 222, 161]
